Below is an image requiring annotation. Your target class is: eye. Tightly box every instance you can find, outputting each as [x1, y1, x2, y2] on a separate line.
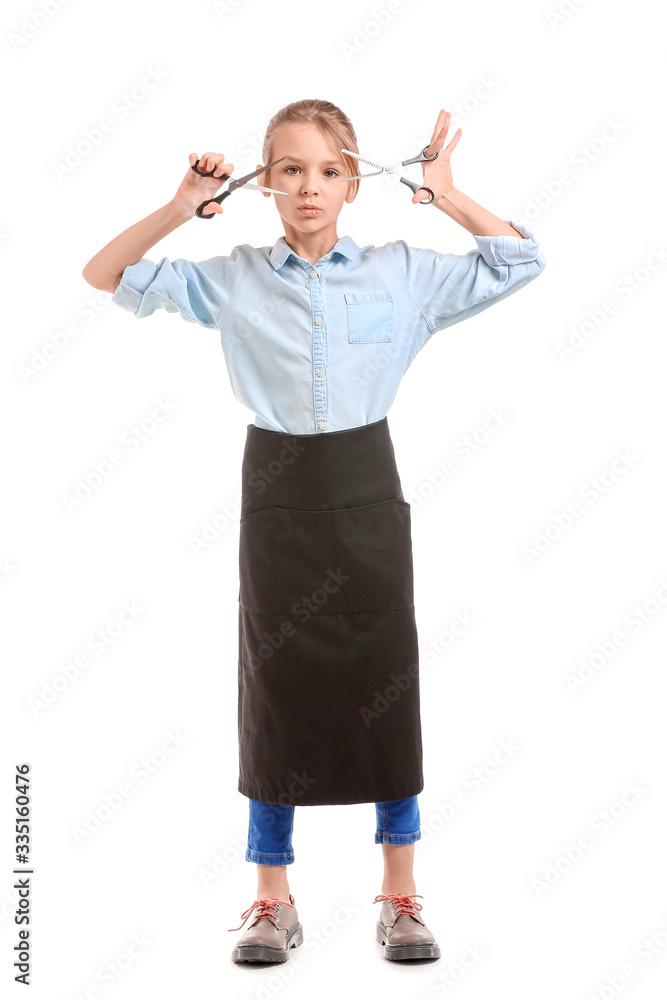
[284, 166, 339, 177]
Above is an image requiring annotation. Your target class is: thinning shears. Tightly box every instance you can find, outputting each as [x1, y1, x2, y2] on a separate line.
[339, 145, 440, 204]
[190, 156, 289, 219]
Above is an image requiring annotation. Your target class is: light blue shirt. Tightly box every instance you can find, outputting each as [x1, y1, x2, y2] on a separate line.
[111, 219, 546, 434]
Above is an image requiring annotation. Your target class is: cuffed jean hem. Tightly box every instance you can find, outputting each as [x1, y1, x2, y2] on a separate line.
[246, 794, 422, 860]
[245, 849, 295, 866]
[374, 797, 421, 844]
[374, 829, 421, 844]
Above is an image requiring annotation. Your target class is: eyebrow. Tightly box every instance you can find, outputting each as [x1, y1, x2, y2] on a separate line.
[281, 156, 343, 166]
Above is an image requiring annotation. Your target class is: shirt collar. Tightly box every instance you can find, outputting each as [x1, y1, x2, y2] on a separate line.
[269, 234, 363, 270]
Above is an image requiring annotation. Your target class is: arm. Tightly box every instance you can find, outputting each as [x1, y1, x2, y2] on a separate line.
[81, 200, 190, 293]
[396, 111, 546, 374]
[397, 219, 546, 373]
[434, 186, 524, 239]
[411, 109, 526, 238]
[82, 151, 234, 292]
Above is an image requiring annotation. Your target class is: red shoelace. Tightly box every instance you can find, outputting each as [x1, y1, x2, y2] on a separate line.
[228, 895, 294, 932]
[373, 892, 424, 916]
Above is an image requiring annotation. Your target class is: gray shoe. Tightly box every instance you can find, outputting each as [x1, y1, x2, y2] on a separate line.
[230, 893, 303, 964]
[374, 892, 441, 961]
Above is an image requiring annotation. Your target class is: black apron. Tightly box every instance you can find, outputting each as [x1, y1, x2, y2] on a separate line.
[237, 416, 424, 807]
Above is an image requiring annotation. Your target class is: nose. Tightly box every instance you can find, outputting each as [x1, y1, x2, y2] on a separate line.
[301, 172, 320, 195]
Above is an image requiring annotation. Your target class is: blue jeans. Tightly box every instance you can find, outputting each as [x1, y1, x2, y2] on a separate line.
[246, 794, 421, 865]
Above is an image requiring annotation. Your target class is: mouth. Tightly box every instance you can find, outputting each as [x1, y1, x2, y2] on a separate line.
[298, 206, 322, 214]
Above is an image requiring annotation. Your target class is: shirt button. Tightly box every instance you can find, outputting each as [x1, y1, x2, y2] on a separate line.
[310, 269, 317, 278]
[315, 316, 323, 325]
[319, 420, 328, 430]
[317, 368, 325, 377]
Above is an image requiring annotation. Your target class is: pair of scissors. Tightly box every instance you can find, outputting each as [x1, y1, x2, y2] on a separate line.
[339, 145, 440, 204]
[190, 156, 289, 219]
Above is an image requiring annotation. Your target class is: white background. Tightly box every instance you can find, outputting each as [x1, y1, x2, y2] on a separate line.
[2, 0, 667, 996]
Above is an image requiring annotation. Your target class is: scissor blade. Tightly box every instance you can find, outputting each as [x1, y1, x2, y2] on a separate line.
[339, 170, 384, 182]
[228, 156, 287, 190]
[242, 183, 289, 195]
[340, 148, 385, 171]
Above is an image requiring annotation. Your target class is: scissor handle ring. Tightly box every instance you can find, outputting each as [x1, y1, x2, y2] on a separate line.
[400, 177, 435, 204]
[195, 198, 221, 219]
[191, 159, 230, 178]
[190, 162, 232, 218]
[416, 144, 438, 202]
[416, 186, 435, 205]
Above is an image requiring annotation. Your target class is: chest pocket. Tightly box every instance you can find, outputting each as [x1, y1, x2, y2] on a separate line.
[344, 290, 394, 343]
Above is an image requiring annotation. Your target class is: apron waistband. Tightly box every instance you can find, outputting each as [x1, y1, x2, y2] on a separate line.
[240, 416, 404, 515]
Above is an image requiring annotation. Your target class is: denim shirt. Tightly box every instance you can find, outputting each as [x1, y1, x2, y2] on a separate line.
[111, 220, 546, 434]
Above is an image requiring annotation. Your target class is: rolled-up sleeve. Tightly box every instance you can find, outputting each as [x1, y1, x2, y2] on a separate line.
[111, 247, 245, 330]
[398, 219, 546, 371]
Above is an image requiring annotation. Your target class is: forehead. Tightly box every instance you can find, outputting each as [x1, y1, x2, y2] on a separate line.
[272, 124, 343, 163]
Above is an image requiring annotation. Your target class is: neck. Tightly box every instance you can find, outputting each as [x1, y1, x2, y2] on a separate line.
[280, 221, 340, 266]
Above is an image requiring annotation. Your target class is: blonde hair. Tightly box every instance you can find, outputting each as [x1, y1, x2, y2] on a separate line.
[261, 98, 360, 203]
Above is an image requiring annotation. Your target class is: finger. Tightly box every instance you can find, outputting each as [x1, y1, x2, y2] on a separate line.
[430, 109, 450, 146]
[199, 152, 221, 171]
[445, 128, 462, 152]
[425, 126, 447, 158]
[429, 121, 452, 157]
[428, 109, 444, 146]
[438, 113, 452, 146]
[424, 130, 441, 157]
[213, 161, 234, 177]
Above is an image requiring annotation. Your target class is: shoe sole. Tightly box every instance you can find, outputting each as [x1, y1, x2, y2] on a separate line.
[376, 921, 441, 961]
[232, 921, 304, 964]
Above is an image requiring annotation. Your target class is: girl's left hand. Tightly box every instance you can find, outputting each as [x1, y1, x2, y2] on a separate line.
[412, 109, 462, 205]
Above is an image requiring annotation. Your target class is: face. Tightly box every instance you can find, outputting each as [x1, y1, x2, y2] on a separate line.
[259, 123, 352, 230]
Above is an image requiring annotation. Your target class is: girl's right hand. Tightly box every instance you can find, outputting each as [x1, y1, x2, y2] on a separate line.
[172, 152, 235, 218]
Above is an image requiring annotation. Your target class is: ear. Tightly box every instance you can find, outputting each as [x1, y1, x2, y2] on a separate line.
[257, 163, 271, 197]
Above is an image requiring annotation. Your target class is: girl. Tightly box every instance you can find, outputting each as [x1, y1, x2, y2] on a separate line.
[82, 99, 546, 965]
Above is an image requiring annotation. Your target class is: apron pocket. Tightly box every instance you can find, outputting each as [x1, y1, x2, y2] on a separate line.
[240, 505, 277, 526]
[239, 497, 413, 616]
